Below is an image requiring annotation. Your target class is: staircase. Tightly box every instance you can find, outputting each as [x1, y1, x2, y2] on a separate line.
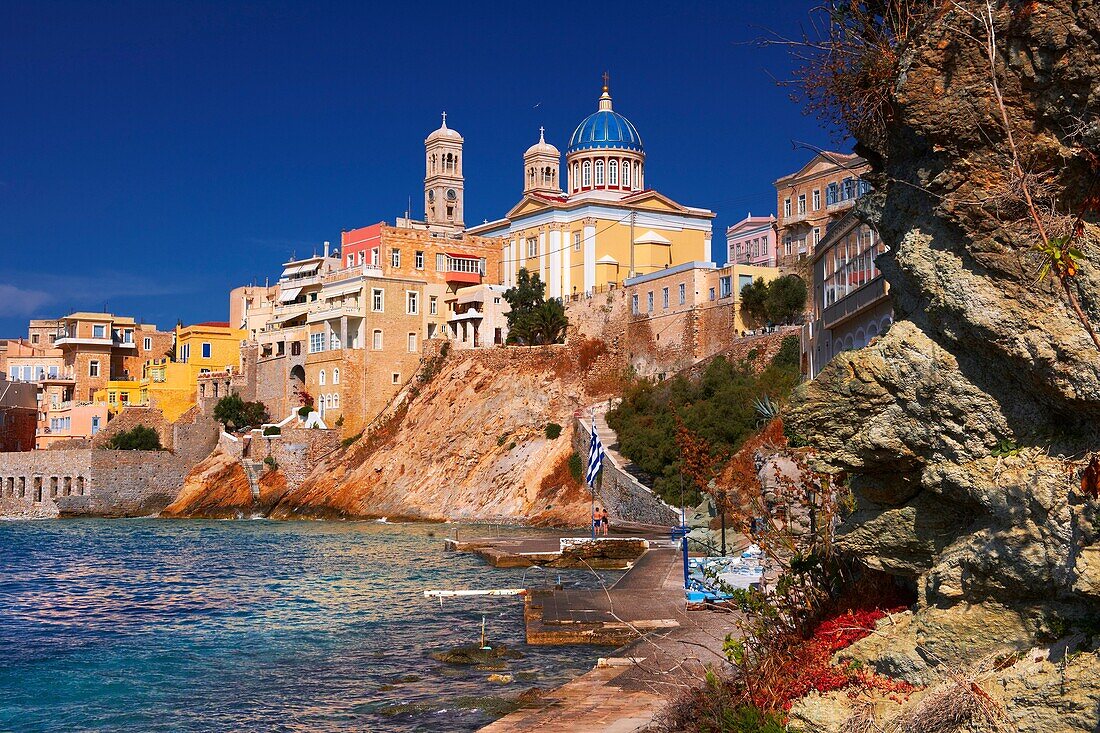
[240, 459, 265, 501]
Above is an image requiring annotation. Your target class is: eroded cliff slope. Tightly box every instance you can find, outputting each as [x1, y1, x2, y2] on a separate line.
[168, 339, 620, 525]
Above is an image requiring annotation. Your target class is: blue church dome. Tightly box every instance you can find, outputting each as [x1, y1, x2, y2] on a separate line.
[567, 88, 644, 154]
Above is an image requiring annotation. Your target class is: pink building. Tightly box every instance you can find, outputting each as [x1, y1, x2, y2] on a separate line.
[726, 214, 778, 267]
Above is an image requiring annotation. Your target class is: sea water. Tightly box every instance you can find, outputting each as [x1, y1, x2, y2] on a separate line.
[0, 519, 616, 732]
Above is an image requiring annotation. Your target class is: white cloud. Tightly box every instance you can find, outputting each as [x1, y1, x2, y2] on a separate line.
[0, 284, 52, 317]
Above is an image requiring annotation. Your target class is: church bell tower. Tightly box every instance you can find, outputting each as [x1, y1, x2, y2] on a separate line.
[424, 112, 465, 229]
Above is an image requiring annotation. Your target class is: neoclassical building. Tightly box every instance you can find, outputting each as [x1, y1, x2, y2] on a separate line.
[469, 79, 715, 298]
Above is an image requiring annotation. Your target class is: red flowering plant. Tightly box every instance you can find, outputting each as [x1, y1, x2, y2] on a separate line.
[296, 389, 315, 418]
[708, 418, 916, 715]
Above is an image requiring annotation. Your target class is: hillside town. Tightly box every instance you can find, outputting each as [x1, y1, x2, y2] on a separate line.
[5, 2, 1099, 728]
[0, 80, 882, 473]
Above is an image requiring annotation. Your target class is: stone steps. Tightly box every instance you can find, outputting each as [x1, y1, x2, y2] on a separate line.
[240, 459, 264, 501]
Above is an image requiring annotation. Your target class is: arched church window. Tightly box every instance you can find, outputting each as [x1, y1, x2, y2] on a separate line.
[608, 160, 618, 186]
[594, 160, 604, 186]
[622, 159, 631, 187]
[319, 370, 326, 386]
[633, 162, 640, 188]
[582, 161, 591, 187]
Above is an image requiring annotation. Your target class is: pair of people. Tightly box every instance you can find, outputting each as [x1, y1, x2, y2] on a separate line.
[592, 507, 610, 536]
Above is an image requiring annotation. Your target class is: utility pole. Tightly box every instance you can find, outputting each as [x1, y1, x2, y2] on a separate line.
[629, 211, 636, 278]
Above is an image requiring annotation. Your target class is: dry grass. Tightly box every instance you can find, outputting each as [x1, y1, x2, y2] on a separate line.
[888, 661, 1009, 733]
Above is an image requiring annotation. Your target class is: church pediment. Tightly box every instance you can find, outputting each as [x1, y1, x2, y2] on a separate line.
[776, 152, 862, 184]
[506, 196, 553, 219]
[621, 190, 688, 213]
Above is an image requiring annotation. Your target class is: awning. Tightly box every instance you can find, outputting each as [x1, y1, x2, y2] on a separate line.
[324, 284, 362, 299]
[280, 261, 322, 278]
[279, 287, 303, 303]
[446, 251, 480, 260]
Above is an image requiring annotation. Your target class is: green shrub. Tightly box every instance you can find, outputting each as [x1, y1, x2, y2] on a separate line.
[507, 441, 516, 451]
[497, 432, 509, 447]
[607, 347, 801, 507]
[334, 415, 344, 427]
[263, 455, 278, 470]
[544, 423, 563, 440]
[105, 425, 162, 451]
[297, 405, 311, 418]
[341, 432, 363, 449]
[772, 335, 801, 370]
[262, 425, 281, 436]
[568, 452, 584, 483]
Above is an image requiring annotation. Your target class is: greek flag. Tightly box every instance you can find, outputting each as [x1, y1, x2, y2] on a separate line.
[585, 420, 604, 487]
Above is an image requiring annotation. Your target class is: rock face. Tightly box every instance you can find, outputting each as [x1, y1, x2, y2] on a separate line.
[248, 340, 619, 524]
[787, 1, 1100, 729]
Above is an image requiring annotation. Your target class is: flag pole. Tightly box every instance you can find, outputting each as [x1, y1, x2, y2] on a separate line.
[590, 410, 596, 541]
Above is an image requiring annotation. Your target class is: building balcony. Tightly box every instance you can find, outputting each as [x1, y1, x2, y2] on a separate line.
[447, 307, 483, 322]
[444, 270, 481, 285]
[306, 301, 364, 323]
[782, 210, 811, 225]
[826, 198, 856, 212]
[54, 336, 113, 348]
[323, 264, 383, 283]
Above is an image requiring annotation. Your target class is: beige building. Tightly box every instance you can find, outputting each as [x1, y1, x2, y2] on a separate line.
[803, 211, 892, 378]
[773, 152, 871, 269]
[623, 261, 781, 377]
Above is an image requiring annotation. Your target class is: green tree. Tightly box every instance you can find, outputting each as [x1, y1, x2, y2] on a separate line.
[764, 275, 808, 325]
[213, 394, 271, 432]
[739, 278, 770, 325]
[106, 425, 162, 451]
[504, 268, 569, 345]
[739, 276, 808, 326]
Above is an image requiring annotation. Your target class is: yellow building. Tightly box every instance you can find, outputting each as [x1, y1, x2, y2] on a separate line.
[140, 321, 245, 421]
[468, 79, 715, 297]
[93, 379, 144, 415]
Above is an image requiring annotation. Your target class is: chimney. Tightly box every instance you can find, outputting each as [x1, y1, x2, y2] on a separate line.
[323, 240, 330, 258]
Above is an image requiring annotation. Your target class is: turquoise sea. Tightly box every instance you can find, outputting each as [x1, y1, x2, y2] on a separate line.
[0, 519, 616, 732]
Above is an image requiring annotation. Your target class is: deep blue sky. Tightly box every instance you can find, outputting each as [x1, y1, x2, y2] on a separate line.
[0, 0, 845, 337]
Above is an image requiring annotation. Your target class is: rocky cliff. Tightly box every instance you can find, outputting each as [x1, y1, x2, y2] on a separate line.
[167, 339, 622, 525]
[787, 1, 1100, 729]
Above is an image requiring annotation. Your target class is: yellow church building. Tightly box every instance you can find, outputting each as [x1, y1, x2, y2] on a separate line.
[468, 79, 715, 297]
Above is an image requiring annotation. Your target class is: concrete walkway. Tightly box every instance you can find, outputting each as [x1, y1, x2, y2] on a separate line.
[478, 605, 743, 732]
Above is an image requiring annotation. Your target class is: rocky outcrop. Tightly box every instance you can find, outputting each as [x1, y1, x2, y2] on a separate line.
[787, 1, 1100, 729]
[166, 339, 627, 525]
[162, 448, 291, 519]
[265, 343, 611, 523]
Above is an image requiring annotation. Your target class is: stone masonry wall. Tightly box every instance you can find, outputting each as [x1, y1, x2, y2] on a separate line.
[573, 416, 680, 527]
[60, 450, 192, 516]
[0, 448, 191, 518]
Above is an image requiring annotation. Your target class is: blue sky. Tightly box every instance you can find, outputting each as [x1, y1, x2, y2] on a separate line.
[0, 0, 844, 336]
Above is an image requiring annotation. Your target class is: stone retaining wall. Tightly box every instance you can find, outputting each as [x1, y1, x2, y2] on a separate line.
[573, 417, 680, 527]
[0, 448, 192, 518]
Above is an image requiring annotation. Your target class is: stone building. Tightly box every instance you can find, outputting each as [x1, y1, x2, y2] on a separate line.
[444, 283, 511, 348]
[802, 211, 892, 379]
[773, 152, 871, 269]
[622, 260, 780, 377]
[469, 78, 716, 298]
